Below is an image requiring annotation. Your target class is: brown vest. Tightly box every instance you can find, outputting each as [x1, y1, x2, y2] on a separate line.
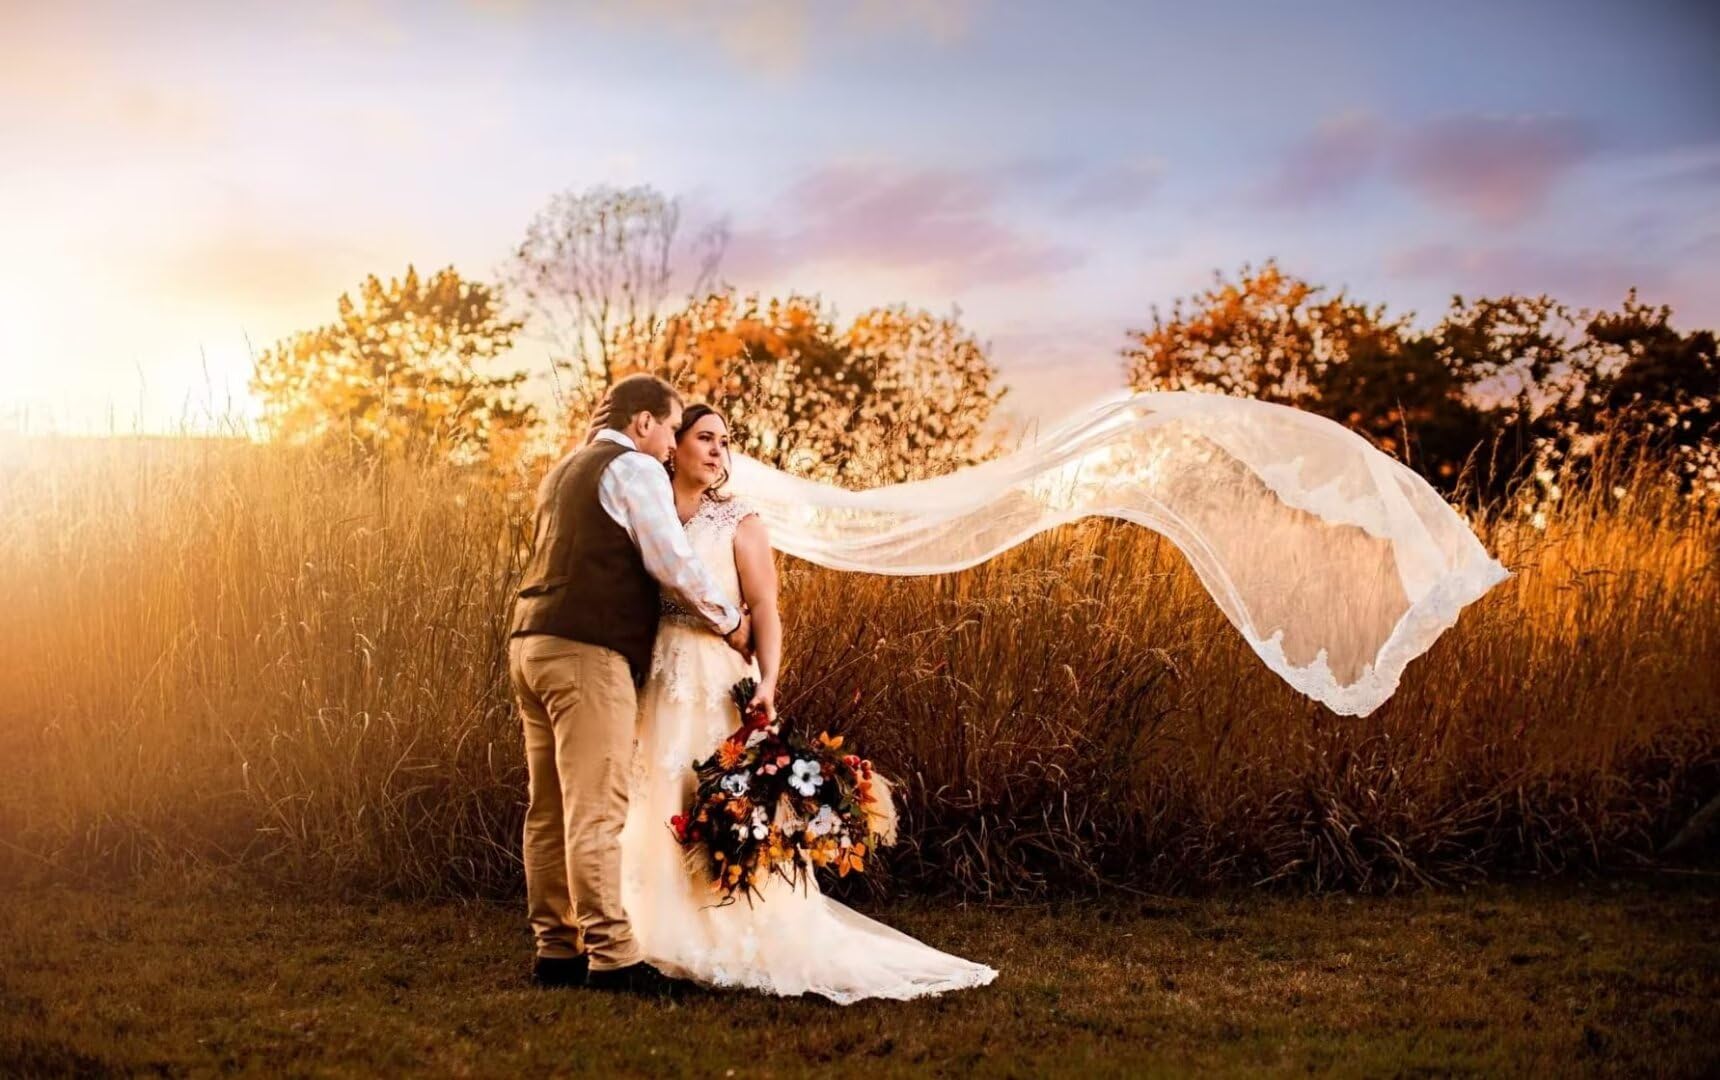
[508, 439, 661, 685]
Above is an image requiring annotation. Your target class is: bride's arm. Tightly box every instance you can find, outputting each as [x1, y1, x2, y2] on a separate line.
[733, 514, 782, 720]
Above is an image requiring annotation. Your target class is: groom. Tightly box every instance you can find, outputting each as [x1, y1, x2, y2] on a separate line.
[507, 373, 752, 996]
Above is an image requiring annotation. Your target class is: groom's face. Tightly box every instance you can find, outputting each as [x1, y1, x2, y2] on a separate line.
[637, 403, 682, 462]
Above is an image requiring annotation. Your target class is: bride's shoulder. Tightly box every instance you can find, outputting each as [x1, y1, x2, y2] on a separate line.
[696, 492, 760, 532]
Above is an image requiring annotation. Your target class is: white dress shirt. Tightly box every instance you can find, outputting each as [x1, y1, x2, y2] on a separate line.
[592, 429, 742, 636]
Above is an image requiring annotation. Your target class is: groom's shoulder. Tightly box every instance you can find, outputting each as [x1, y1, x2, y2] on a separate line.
[546, 439, 627, 485]
[564, 438, 631, 466]
[584, 432, 646, 457]
[586, 442, 665, 488]
[599, 443, 654, 468]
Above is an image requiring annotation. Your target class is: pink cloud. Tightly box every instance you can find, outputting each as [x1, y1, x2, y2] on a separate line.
[1261, 111, 1598, 226]
[724, 161, 1087, 290]
[1391, 114, 1597, 226]
[1257, 110, 1386, 209]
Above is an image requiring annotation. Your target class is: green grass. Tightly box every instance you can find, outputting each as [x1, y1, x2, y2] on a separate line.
[3, 877, 1715, 1077]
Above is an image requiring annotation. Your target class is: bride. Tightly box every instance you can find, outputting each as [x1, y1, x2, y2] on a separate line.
[603, 386, 1508, 1001]
[616, 403, 1000, 1003]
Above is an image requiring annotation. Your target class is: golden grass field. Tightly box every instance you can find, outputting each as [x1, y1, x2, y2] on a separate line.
[0, 434, 1715, 900]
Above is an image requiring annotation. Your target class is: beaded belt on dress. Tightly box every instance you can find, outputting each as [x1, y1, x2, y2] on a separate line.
[659, 596, 705, 627]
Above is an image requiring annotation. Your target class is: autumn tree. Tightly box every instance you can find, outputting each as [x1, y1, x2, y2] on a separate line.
[505, 182, 1005, 482]
[1436, 290, 1718, 495]
[1311, 333, 1490, 485]
[1124, 260, 1484, 483]
[1431, 294, 1590, 423]
[1124, 260, 1408, 406]
[651, 290, 1006, 486]
[656, 291, 856, 474]
[1123, 261, 1717, 499]
[505, 184, 726, 420]
[250, 266, 534, 466]
[1578, 292, 1717, 493]
[840, 303, 1005, 483]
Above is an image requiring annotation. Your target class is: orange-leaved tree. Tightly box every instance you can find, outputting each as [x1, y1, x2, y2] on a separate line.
[1124, 259, 1408, 406]
[647, 290, 1006, 486]
[250, 265, 536, 467]
[507, 184, 1005, 483]
[1123, 260, 1489, 489]
[1123, 261, 1716, 498]
[1434, 289, 1719, 495]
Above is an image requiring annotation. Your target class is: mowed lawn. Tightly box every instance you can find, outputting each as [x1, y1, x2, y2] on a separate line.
[1, 876, 1715, 1077]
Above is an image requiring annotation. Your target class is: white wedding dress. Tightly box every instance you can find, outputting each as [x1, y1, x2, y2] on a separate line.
[617, 495, 999, 1003]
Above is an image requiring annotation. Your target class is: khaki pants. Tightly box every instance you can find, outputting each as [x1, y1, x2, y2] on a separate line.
[508, 634, 641, 972]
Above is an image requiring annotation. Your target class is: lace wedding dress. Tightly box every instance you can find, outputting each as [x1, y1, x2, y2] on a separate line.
[617, 495, 999, 1003]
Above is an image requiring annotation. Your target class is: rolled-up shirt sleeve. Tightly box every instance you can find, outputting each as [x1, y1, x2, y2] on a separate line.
[600, 453, 741, 636]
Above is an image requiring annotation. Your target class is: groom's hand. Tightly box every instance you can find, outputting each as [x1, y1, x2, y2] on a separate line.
[723, 610, 754, 662]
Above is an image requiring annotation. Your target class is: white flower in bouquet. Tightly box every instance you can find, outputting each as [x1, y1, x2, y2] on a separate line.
[789, 759, 824, 796]
[808, 804, 841, 837]
[720, 772, 750, 797]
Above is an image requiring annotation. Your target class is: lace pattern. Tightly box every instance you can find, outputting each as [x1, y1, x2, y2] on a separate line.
[653, 627, 738, 712]
[660, 495, 759, 623]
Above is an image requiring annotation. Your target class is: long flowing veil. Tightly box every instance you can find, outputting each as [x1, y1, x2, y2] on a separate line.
[727, 391, 1510, 717]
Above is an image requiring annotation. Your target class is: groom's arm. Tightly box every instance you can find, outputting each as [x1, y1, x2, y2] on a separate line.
[600, 454, 743, 636]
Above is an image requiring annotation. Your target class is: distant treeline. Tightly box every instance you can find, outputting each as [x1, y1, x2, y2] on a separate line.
[248, 185, 1716, 502]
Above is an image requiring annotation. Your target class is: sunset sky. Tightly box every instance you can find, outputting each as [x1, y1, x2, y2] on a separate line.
[2, 0, 1717, 435]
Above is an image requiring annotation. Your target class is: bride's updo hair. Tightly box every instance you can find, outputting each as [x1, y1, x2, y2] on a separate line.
[672, 402, 734, 501]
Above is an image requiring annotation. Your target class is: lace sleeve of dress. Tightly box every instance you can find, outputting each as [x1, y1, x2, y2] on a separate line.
[659, 497, 759, 622]
[702, 496, 759, 537]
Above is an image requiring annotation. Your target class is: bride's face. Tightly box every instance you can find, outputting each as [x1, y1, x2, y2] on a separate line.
[675, 413, 730, 490]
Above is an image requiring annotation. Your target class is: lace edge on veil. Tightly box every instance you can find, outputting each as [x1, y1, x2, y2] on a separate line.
[728, 391, 1511, 718]
[1254, 557, 1511, 716]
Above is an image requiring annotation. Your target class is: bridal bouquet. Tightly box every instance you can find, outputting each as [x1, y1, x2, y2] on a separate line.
[672, 678, 898, 903]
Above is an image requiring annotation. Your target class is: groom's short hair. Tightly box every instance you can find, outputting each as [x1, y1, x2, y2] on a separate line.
[604, 374, 682, 429]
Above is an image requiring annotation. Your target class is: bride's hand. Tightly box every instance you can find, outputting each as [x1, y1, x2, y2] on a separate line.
[581, 391, 614, 445]
[748, 680, 777, 723]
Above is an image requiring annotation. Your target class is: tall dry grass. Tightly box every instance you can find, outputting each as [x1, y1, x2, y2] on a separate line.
[1, 433, 1714, 899]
